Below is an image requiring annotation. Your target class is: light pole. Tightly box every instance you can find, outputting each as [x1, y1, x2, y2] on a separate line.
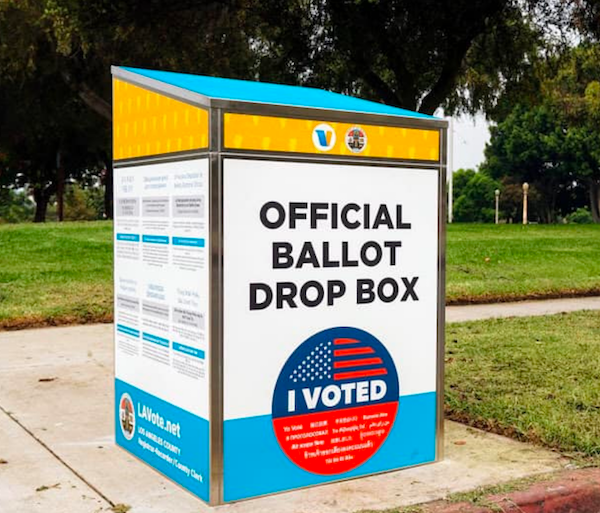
[522, 182, 529, 225]
[495, 189, 500, 225]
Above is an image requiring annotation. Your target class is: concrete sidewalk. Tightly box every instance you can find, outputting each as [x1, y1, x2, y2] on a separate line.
[2, 296, 599, 513]
[446, 295, 600, 322]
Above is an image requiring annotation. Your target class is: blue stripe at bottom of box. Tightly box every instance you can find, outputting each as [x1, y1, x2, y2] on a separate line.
[223, 391, 437, 501]
[115, 379, 210, 502]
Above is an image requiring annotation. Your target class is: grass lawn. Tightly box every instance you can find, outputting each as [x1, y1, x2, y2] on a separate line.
[446, 310, 600, 458]
[0, 221, 113, 328]
[447, 223, 600, 303]
[0, 221, 599, 328]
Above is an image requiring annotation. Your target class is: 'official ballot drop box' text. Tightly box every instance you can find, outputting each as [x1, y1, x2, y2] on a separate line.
[112, 66, 447, 505]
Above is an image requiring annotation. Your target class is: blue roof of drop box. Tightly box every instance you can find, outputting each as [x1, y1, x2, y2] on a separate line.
[121, 67, 434, 120]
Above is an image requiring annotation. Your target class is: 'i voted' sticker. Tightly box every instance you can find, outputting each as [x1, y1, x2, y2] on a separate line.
[272, 327, 399, 475]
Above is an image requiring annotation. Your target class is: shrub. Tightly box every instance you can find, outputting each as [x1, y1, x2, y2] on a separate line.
[567, 207, 594, 224]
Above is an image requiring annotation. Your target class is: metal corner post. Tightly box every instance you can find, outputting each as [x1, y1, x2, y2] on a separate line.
[208, 106, 225, 505]
[111, 75, 117, 458]
[436, 125, 448, 461]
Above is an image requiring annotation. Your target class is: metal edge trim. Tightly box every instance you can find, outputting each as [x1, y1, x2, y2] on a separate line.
[214, 98, 448, 129]
[436, 127, 447, 461]
[220, 148, 440, 165]
[111, 73, 117, 456]
[208, 108, 225, 506]
[218, 151, 440, 170]
[210, 108, 220, 152]
[113, 149, 210, 168]
[111, 66, 212, 109]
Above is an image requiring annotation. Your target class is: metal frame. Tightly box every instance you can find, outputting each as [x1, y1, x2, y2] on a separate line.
[214, 104, 447, 504]
[112, 66, 211, 109]
[112, 67, 447, 506]
[220, 149, 441, 169]
[114, 149, 211, 168]
[216, 98, 447, 130]
[208, 107, 225, 506]
[437, 126, 448, 462]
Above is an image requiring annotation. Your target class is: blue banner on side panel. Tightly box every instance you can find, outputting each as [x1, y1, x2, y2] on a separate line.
[223, 391, 436, 502]
[116, 233, 140, 242]
[142, 234, 170, 244]
[115, 379, 210, 502]
[172, 236, 205, 247]
[116, 324, 140, 338]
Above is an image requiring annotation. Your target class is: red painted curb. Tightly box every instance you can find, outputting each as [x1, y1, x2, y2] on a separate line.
[423, 468, 600, 513]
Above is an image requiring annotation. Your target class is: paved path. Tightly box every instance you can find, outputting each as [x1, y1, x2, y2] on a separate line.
[2, 296, 599, 513]
[446, 296, 600, 323]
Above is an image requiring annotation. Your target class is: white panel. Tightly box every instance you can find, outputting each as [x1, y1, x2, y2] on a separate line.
[223, 158, 439, 421]
[114, 158, 210, 419]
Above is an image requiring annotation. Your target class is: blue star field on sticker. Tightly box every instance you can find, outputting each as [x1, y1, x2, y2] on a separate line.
[289, 340, 333, 382]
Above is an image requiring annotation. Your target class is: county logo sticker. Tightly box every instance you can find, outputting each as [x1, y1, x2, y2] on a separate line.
[345, 126, 367, 153]
[312, 123, 336, 152]
[119, 393, 136, 441]
[272, 327, 399, 475]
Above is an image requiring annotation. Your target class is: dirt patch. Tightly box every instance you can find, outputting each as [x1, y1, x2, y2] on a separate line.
[445, 407, 564, 455]
[447, 287, 600, 305]
[0, 312, 113, 331]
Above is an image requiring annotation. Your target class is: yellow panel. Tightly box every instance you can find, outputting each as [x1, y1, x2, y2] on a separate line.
[224, 113, 439, 161]
[113, 79, 209, 160]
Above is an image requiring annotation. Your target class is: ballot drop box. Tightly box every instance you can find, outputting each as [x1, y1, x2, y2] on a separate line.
[112, 66, 447, 505]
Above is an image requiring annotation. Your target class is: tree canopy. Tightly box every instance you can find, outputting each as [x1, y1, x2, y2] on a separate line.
[1, 0, 600, 221]
[257, 0, 547, 115]
[0, 0, 268, 220]
[482, 44, 600, 223]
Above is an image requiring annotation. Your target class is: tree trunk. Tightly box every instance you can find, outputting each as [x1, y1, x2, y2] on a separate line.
[589, 179, 600, 223]
[103, 156, 114, 219]
[60, 69, 112, 121]
[33, 187, 50, 223]
[538, 180, 557, 224]
[56, 150, 64, 222]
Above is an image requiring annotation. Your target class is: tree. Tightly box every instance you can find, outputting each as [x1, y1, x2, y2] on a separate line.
[452, 169, 500, 223]
[564, 125, 600, 222]
[482, 104, 572, 223]
[497, 177, 543, 223]
[1, 0, 595, 224]
[1, 0, 550, 124]
[484, 44, 600, 222]
[452, 168, 477, 201]
[0, 61, 107, 222]
[544, 45, 600, 222]
[256, 0, 546, 114]
[0, 190, 35, 223]
[64, 184, 104, 221]
[0, 0, 263, 218]
[568, 0, 600, 41]
[0, 0, 263, 121]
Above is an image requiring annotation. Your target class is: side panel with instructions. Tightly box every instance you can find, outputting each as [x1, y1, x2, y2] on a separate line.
[113, 157, 210, 502]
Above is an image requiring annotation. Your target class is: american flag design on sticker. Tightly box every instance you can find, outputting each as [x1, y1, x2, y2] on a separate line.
[272, 327, 399, 475]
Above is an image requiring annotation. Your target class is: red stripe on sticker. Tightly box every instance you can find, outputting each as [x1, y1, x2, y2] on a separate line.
[333, 357, 383, 369]
[333, 338, 360, 345]
[333, 368, 388, 380]
[334, 347, 375, 357]
[272, 401, 399, 475]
